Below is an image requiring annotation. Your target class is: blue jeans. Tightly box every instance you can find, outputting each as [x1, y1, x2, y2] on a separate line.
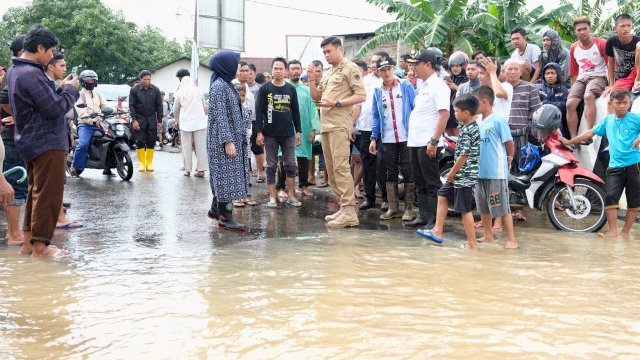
[72, 124, 101, 171]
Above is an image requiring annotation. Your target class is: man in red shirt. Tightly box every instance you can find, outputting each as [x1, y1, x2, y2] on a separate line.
[566, 16, 609, 138]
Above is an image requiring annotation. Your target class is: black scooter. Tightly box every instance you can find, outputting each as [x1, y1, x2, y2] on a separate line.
[66, 105, 134, 181]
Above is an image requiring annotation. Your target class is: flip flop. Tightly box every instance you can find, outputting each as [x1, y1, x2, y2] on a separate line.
[56, 221, 83, 230]
[416, 228, 444, 244]
[8, 242, 24, 246]
[286, 199, 302, 207]
[256, 176, 265, 183]
[233, 200, 246, 207]
[267, 201, 278, 208]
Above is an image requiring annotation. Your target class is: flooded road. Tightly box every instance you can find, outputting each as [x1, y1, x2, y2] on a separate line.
[1, 151, 639, 359]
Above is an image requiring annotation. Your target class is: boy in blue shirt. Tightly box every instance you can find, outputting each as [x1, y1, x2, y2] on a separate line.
[417, 94, 480, 248]
[561, 88, 640, 237]
[474, 86, 518, 249]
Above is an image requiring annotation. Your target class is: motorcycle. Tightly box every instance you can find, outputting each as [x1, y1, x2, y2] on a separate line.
[66, 105, 134, 181]
[162, 116, 181, 147]
[439, 132, 457, 177]
[508, 129, 607, 232]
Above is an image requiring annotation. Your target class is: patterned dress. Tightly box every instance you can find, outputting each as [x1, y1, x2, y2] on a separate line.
[207, 78, 250, 202]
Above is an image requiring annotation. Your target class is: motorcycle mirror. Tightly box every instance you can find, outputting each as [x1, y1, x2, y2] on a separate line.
[76, 103, 87, 108]
[102, 107, 114, 115]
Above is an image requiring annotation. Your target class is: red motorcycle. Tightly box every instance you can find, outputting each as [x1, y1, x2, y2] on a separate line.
[509, 105, 607, 232]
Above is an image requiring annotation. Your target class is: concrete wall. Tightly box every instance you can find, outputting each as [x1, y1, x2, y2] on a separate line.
[150, 59, 213, 99]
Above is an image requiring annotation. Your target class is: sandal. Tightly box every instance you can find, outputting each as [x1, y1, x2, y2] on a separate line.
[286, 199, 302, 207]
[256, 175, 265, 183]
[184, 171, 190, 176]
[194, 170, 205, 177]
[246, 199, 258, 206]
[267, 201, 278, 208]
[233, 200, 246, 207]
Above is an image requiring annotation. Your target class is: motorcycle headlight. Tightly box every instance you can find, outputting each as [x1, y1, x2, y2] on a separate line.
[115, 130, 125, 136]
[115, 124, 125, 131]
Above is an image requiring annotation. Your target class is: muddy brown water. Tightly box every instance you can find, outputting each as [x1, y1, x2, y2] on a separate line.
[1, 151, 639, 359]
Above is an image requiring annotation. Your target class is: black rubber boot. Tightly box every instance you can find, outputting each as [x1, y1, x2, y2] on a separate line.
[218, 201, 246, 231]
[405, 193, 428, 227]
[207, 196, 219, 220]
[424, 196, 438, 229]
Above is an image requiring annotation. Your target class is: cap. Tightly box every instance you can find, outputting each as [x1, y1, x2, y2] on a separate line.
[407, 49, 441, 65]
[375, 55, 396, 69]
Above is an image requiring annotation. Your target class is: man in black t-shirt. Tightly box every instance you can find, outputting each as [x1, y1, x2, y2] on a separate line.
[603, 13, 640, 96]
[255, 57, 302, 208]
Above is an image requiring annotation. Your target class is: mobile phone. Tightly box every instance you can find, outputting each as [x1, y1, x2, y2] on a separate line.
[70, 66, 78, 78]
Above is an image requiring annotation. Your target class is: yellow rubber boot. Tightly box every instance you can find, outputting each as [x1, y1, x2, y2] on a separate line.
[145, 148, 155, 172]
[136, 148, 146, 172]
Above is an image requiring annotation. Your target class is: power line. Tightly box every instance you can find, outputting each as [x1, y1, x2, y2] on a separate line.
[246, 0, 387, 23]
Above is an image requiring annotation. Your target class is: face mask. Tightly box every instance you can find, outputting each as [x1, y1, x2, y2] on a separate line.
[84, 82, 96, 91]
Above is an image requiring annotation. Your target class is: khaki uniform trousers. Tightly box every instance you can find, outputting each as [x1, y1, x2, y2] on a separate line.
[321, 128, 355, 208]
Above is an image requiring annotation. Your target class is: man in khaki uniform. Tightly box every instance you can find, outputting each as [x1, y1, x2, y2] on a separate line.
[308, 37, 366, 228]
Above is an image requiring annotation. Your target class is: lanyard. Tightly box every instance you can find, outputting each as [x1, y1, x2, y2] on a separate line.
[387, 86, 400, 143]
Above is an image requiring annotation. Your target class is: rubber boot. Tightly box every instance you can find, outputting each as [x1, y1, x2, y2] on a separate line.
[217, 201, 246, 230]
[145, 148, 155, 172]
[136, 148, 146, 172]
[207, 196, 219, 220]
[380, 182, 401, 220]
[424, 196, 438, 229]
[402, 182, 417, 221]
[406, 193, 429, 227]
[327, 205, 359, 228]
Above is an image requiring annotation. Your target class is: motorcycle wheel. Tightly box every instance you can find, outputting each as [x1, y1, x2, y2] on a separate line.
[65, 154, 73, 176]
[115, 150, 133, 181]
[546, 178, 607, 232]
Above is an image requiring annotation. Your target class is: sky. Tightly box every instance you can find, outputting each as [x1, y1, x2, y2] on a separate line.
[0, 0, 587, 58]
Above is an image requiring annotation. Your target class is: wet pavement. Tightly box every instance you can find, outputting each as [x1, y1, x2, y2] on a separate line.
[1, 149, 640, 359]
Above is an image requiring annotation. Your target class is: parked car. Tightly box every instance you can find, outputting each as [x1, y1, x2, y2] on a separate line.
[96, 84, 131, 114]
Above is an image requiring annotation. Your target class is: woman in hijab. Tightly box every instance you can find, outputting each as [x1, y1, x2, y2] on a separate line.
[173, 75, 208, 177]
[206, 51, 250, 231]
[540, 29, 570, 83]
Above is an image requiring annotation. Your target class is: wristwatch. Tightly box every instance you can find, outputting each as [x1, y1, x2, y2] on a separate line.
[335, 101, 342, 108]
[429, 137, 439, 145]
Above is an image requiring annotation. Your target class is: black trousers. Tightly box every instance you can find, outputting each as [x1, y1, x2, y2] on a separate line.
[359, 130, 387, 203]
[410, 146, 442, 197]
[382, 141, 414, 183]
[134, 116, 158, 149]
[277, 157, 309, 190]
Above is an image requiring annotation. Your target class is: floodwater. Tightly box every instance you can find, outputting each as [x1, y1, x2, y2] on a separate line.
[1, 151, 640, 359]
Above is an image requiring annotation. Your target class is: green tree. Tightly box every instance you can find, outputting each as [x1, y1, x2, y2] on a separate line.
[358, 0, 628, 59]
[0, 0, 185, 83]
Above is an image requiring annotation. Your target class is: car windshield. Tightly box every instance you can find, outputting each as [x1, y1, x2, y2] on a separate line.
[97, 85, 130, 102]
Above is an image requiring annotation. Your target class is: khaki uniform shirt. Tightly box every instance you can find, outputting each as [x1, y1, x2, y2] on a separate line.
[316, 58, 366, 133]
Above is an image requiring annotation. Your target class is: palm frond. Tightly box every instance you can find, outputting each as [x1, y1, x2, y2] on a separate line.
[403, 22, 431, 46]
[594, 0, 636, 36]
[421, 15, 450, 47]
[355, 33, 404, 58]
[374, 20, 417, 35]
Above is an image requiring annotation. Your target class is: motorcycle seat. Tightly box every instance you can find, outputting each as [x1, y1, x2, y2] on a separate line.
[92, 130, 103, 138]
[508, 174, 530, 192]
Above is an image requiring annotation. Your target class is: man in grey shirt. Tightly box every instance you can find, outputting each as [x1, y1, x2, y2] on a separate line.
[511, 28, 542, 83]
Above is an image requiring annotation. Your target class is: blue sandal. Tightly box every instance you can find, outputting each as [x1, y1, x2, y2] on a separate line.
[417, 229, 444, 244]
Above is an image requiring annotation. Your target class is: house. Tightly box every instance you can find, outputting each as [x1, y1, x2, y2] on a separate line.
[337, 32, 413, 63]
[148, 57, 213, 99]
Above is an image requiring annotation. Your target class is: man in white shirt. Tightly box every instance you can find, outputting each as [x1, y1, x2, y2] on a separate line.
[357, 52, 386, 211]
[511, 28, 542, 83]
[406, 49, 450, 229]
[567, 16, 609, 138]
[477, 57, 513, 122]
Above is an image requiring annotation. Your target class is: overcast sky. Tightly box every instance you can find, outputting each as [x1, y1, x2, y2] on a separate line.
[1, 0, 587, 57]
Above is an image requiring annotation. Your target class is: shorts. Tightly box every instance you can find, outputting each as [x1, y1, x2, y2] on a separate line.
[475, 179, 511, 218]
[250, 129, 264, 155]
[351, 134, 361, 156]
[437, 181, 474, 213]
[567, 75, 608, 100]
[613, 67, 637, 90]
[3, 140, 28, 205]
[605, 164, 640, 210]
